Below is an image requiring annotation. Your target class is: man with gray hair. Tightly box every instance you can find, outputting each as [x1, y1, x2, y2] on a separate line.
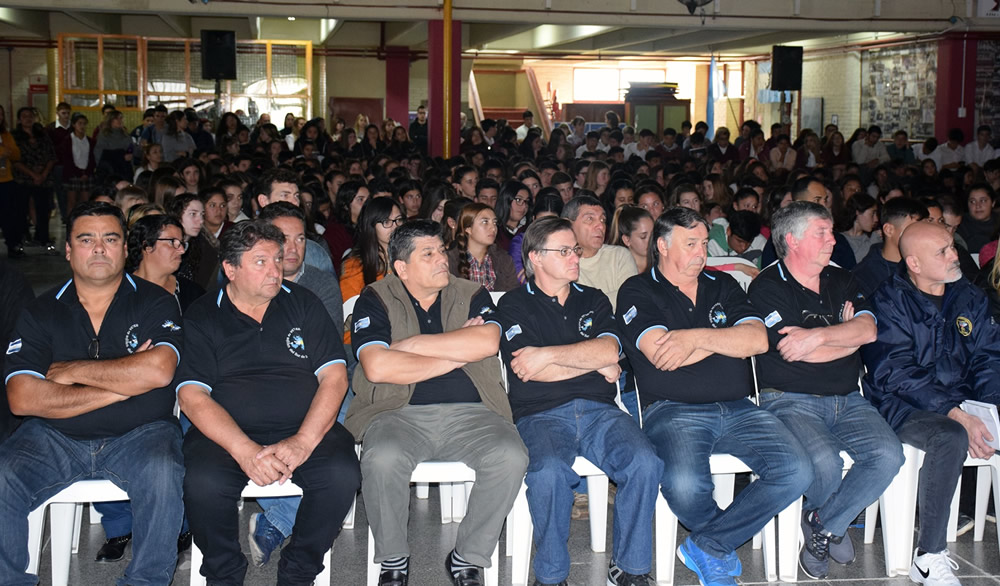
[617, 207, 812, 586]
[347, 220, 528, 586]
[748, 202, 903, 580]
[562, 195, 637, 311]
[495, 217, 661, 586]
[178, 221, 360, 585]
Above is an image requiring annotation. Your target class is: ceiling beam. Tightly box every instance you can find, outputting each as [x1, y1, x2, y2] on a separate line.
[320, 18, 342, 45]
[383, 21, 425, 46]
[60, 10, 120, 33]
[467, 23, 536, 49]
[483, 24, 617, 50]
[248, 16, 258, 39]
[0, 7, 49, 37]
[157, 13, 190, 36]
[550, 28, 685, 52]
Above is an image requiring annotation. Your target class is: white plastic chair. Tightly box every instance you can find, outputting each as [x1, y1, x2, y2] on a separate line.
[946, 453, 1000, 545]
[189, 480, 334, 586]
[365, 462, 499, 586]
[26, 480, 129, 586]
[342, 294, 361, 529]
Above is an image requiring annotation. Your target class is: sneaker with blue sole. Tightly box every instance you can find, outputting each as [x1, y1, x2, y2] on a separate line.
[249, 512, 286, 567]
[676, 537, 738, 586]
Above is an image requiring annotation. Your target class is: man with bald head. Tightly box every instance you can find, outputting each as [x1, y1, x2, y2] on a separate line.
[862, 221, 1000, 586]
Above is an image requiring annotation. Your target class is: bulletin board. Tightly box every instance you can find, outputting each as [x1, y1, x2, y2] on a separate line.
[975, 40, 1000, 144]
[860, 43, 938, 139]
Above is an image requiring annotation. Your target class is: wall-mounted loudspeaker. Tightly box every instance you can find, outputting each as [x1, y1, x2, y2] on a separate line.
[201, 30, 237, 80]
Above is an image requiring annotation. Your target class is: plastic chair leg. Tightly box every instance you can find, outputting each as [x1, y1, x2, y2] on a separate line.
[415, 482, 430, 499]
[509, 483, 532, 586]
[484, 542, 499, 586]
[26, 505, 45, 576]
[653, 494, 676, 586]
[316, 548, 332, 585]
[89, 503, 102, 524]
[366, 525, 379, 586]
[974, 464, 991, 541]
[71, 504, 83, 555]
[49, 502, 77, 586]
[343, 494, 357, 530]
[947, 477, 961, 542]
[440, 483, 454, 524]
[190, 541, 206, 586]
[761, 516, 777, 581]
[585, 474, 609, 553]
[776, 496, 802, 583]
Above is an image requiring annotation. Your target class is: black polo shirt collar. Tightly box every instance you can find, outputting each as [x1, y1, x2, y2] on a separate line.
[54, 273, 138, 306]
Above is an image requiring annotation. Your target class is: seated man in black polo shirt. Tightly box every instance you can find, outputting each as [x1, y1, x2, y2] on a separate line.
[346, 220, 528, 586]
[748, 201, 904, 580]
[0, 202, 185, 585]
[178, 221, 360, 585]
[496, 217, 662, 586]
[616, 207, 813, 586]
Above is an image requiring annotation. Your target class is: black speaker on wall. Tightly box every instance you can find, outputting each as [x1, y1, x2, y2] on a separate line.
[201, 30, 237, 80]
[771, 45, 803, 91]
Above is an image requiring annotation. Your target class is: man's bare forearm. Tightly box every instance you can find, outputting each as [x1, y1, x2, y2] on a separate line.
[295, 366, 349, 448]
[7, 376, 126, 419]
[178, 386, 257, 458]
[50, 346, 177, 395]
[360, 347, 466, 385]
[547, 337, 620, 371]
[390, 324, 500, 362]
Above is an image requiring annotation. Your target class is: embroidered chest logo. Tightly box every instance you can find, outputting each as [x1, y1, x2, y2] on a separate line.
[124, 324, 140, 354]
[578, 311, 595, 338]
[6, 338, 21, 355]
[161, 320, 181, 332]
[956, 316, 973, 337]
[709, 303, 727, 328]
[286, 327, 308, 359]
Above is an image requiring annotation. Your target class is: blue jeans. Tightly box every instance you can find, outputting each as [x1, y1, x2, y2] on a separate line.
[258, 381, 356, 537]
[516, 399, 662, 583]
[760, 391, 904, 536]
[643, 398, 813, 558]
[0, 419, 184, 586]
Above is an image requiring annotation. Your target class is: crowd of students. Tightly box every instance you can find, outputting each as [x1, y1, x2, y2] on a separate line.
[1, 100, 1000, 586]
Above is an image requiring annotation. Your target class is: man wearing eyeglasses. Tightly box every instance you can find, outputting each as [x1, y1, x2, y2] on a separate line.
[0, 202, 185, 585]
[616, 207, 812, 586]
[495, 217, 661, 586]
[347, 220, 528, 586]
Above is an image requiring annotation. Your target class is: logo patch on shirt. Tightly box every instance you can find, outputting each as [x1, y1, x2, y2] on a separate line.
[956, 316, 973, 337]
[505, 324, 522, 341]
[578, 311, 595, 338]
[6, 339, 21, 355]
[764, 310, 782, 328]
[286, 327, 308, 358]
[124, 324, 140, 354]
[161, 320, 181, 332]
[623, 305, 637, 325]
[709, 303, 727, 328]
[354, 316, 371, 333]
[479, 305, 494, 316]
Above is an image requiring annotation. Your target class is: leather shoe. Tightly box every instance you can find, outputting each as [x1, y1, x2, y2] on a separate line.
[378, 569, 408, 586]
[445, 553, 484, 586]
[95, 533, 132, 562]
[177, 531, 192, 554]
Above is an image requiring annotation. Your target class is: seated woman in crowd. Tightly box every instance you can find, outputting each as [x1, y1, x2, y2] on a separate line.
[323, 180, 369, 272]
[447, 202, 518, 292]
[168, 192, 218, 290]
[609, 205, 653, 274]
[493, 179, 531, 251]
[127, 213, 205, 312]
[838, 192, 881, 263]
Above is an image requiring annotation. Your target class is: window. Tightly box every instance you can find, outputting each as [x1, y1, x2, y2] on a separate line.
[573, 68, 667, 102]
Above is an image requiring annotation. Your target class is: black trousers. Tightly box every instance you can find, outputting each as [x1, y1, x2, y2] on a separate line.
[183, 424, 360, 586]
[0, 181, 26, 249]
[23, 184, 53, 244]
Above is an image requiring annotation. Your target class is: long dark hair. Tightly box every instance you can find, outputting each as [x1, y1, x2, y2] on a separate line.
[419, 180, 456, 219]
[454, 202, 494, 280]
[12, 107, 46, 141]
[350, 197, 400, 285]
[334, 180, 366, 227]
[127, 214, 182, 272]
[495, 180, 529, 233]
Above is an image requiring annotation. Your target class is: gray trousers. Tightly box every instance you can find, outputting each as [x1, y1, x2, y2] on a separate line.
[361, 403, 528, 567]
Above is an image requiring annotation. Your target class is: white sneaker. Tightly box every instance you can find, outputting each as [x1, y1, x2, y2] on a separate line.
[909, 549, 961, 585]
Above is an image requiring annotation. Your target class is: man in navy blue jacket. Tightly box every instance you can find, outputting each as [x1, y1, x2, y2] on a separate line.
[862, 221, 1000, 586]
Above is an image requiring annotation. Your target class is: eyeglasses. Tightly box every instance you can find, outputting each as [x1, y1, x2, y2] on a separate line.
[88, 337, 100, 359]
[156, 238, 189, 251]
[512, 197, 530, 206]
[379, 217, 406, 229]
[538, 246, 584, 258]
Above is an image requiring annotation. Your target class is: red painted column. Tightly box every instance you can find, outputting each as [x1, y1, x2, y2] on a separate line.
[427, 19, 462, 158]
[385, 47, 410, 130]
[934, 33, 977, 140]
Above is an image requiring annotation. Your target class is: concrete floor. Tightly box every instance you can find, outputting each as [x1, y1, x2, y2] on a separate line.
[11, 218, 1000, 586]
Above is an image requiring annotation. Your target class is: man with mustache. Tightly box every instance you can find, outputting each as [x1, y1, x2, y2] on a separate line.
[861, 221, 1000, 586]
[346, 220, 528, 586]
[616, 207, 812, 586]
[748, 201, 904, 581]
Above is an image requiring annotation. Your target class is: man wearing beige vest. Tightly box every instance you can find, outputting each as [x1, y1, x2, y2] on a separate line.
[346, 219, 529, 586]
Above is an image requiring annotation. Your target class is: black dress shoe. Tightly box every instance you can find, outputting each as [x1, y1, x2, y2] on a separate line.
[377, 569, 408, 586]
[177, 531, 192, 554]
[445, 554, 483, 586]
[95, 533, 132, 562]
